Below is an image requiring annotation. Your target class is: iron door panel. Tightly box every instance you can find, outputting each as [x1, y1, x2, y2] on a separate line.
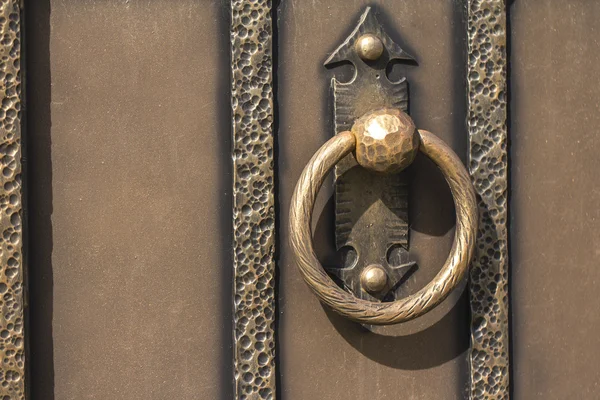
[511, 1, 600, 398]
[26, 1, 234, 399]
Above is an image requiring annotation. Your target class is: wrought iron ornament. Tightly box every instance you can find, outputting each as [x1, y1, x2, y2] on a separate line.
[230, 0, 276, 398]
[0, 0, 24, 398]
[325, 7, 417, 302]
[467, 0, 510, 399]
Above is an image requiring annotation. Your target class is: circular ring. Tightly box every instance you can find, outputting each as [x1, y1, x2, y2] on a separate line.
[289, 130, 478, 325]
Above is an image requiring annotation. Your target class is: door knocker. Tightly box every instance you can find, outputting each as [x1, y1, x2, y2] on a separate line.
[288, 7, 478, 325]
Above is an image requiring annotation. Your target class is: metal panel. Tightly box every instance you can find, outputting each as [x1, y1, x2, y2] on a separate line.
[511, 1, 600, 398]
[26, 1, 233, 398]
[466, 0, 510, 399]
[15, 0, 513, 399]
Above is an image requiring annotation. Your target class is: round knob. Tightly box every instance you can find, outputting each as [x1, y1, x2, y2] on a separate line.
[352, 108, 420, 174]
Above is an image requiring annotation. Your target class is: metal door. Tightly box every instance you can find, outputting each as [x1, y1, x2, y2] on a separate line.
[0, 0, 595, 399]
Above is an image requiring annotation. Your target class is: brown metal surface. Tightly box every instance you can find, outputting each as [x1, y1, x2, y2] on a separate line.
[15, 0, 516, 399]
[18, 0, 600, 399]
[511, 1, 600, 398]
[26, 1, 233, 399]
[278, 1, 470, 398]
[466, 0, 510, 399]
[289, 114, 478, 325]
[0, 0, 24, 399]
[230, 0, 277, 397]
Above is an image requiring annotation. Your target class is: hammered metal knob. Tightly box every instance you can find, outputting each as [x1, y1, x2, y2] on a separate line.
[351, 108, 420, 174]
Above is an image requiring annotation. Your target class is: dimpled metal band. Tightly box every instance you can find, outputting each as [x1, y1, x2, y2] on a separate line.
[0, 0, 24, 398]
[467, 0, 510, 398]
[230, 0, 277, 398]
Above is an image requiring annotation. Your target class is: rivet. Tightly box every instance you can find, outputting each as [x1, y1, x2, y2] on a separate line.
[360, 264, 389, 294]
[355, 34, 384, 61]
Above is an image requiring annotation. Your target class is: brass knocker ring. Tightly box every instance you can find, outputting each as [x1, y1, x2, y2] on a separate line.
[289, 108, 478, 325]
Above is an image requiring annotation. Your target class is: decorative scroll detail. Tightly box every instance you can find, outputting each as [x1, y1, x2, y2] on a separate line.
[467, 0, 510, 399]
[289, 127, 478, 325]
[0, 0, 24, 398]
[230, 0, 276, 398]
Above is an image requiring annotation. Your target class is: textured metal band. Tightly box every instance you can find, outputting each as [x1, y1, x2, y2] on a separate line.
[467, 0, 510, 398]
[0, 0, 24, 399]
[230, 0, 277, 398]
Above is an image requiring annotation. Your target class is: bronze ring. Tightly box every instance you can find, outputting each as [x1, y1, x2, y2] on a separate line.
[289, 129, 478, 325]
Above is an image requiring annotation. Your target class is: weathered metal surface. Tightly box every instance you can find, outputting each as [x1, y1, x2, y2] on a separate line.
[230, 0, 276, 398]
[466, 0, 510, 398]
[27, 1, 234, 398]
[511, 2, 600, 398]
[0, 0, 24, 398]
[325, 7, 417, 302]
[289, 110, 478, 325]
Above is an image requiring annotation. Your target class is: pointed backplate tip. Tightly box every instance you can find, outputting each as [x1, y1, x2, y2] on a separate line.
[324, 6, 416, 67]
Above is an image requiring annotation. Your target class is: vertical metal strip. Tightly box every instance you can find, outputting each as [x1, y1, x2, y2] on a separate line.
[0, 0, 24, 399]
[230, 0, 276, 398]
[467, 0, 510, 399]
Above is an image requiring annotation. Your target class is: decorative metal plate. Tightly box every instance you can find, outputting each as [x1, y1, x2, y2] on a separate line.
[324, 7, 417, 302]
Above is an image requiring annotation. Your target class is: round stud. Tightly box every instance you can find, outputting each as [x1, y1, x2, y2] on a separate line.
[355, 34, 384, 61]
[352, 108, 420, 174]
[360, 264, 389, 294]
